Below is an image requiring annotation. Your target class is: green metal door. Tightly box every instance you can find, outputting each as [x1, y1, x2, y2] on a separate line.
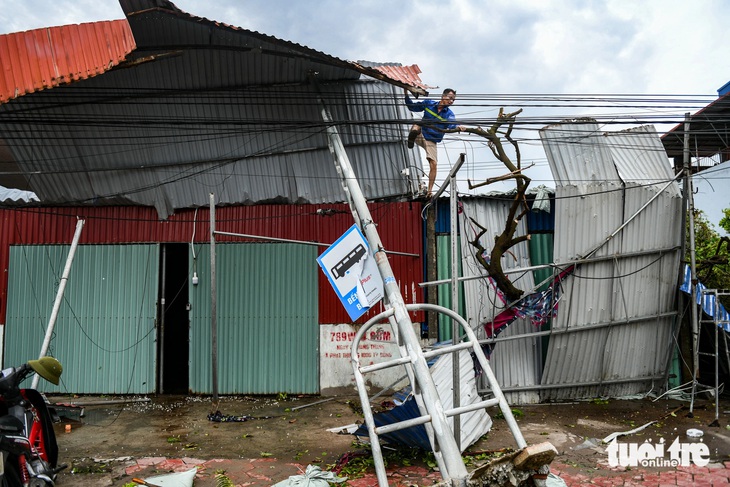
[5, 245, 158, 394]
[189, 243, 319, 394]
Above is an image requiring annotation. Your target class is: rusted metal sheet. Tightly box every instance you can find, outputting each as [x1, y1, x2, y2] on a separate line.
[367, 63, 434, 92]
[0, 20, 135, 104]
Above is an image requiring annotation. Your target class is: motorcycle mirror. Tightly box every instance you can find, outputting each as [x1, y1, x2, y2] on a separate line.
[28, 356, 63, 385]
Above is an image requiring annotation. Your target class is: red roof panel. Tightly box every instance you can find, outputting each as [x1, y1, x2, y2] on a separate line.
[373, 64, 435, 91]
[0, 20, 135, 104]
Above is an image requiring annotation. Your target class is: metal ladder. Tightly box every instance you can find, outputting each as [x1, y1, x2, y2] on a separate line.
[317, 94, 525, 486]
[694, 289, 730, 425]
[351, 303, 527, 487]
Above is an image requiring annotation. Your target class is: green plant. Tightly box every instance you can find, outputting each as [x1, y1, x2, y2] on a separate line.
[294, 449, 308, 461]
[494, 408, 524, 420]
[215, 471, 235, 487]
[337, 455, 375, 479]
[277, 392, 288, 401]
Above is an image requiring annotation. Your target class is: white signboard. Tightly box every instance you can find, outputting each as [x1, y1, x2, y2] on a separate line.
[317, 224, 384, 321]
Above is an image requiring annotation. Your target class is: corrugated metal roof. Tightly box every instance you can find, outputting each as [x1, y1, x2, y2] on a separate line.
[0, 20, 135, 104]
[539, 120, 682, 400]
[0, 0, 426, 218]
[0, 186, 38, 204]
[360, 62, 435, 92]
[540, 118, 621, 185]
[120, 0, 429, 95]
[606, 124, 681, 197]
[662, 91, 730, 159]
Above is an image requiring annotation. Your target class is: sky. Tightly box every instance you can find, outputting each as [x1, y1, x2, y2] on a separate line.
[1, 0, 729, 231]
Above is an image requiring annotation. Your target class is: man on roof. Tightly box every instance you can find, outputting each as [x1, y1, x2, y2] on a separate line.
[404, 88, 466, 197]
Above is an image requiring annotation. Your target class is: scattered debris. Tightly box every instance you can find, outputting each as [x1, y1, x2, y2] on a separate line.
[602, 421, 655, 444]
[271, 464, 347, 487]
[132, 467, 196, 487]
[602, 405, 686, 443]
[573, 438, 601, 451]
[207, 411, 255, 422]
[446, 441, 557, 487]
[686, 428, 704, 438]
[57, 397, 151, 407]
[326, 423, 360, 435]
[290, 397, 335, 411]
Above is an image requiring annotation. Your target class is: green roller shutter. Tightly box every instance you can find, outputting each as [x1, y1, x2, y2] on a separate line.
[5, 245, 158, 394]
[189, 243, 319, 394]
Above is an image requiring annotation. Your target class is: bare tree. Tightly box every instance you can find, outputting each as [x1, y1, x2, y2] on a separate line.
[447, 108, 531, 302]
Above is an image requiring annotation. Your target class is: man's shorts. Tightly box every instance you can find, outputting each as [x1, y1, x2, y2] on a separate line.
[415, 134, 438, 161]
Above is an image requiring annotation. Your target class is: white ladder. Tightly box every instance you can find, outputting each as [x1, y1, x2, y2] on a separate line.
[351, 303, 527, 487]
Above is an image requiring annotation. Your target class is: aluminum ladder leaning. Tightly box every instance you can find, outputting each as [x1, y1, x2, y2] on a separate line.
[351, 302, 527, 487]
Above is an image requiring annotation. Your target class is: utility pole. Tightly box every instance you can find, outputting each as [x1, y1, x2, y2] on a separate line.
[683, 113, 700, 415]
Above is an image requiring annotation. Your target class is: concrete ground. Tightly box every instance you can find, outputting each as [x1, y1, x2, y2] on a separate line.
[50, 392, 730, 486]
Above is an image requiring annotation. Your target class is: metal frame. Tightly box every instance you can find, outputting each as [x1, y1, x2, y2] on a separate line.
[696, 289, 730, 424]
[351, 303, 526, 487]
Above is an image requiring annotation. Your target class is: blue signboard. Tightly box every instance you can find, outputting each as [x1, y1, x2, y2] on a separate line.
[317, 225, 384, 321]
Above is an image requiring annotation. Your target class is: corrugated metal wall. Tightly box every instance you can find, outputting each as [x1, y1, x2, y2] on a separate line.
[6, 244, 158, 394]
[425, 196, 553, 404]
[436, 235, 465, 340]
[458, 199, 541, 404]
[0, 204, 422, 394]
[0, 203, 423, 328]
[189, 243, 319, 394]
[539, 122, 682, 400]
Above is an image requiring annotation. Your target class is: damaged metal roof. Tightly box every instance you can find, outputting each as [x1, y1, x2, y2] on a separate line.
[0, 20, 136, 104]
[0, 0, 427, 219]
[539, 121, 682, 400]
[661, 91, 730, 160]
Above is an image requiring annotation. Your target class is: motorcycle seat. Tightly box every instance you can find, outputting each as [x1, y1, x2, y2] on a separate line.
[0, 415, 24, 434]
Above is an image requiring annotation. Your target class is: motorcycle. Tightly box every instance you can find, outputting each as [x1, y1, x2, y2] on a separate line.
[0, 357, 66, 486]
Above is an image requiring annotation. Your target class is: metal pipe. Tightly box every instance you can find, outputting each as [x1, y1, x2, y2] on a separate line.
[685, 113, 700, 415]
[487, 374, 669, 393]
[448, 156, 465, 447]
[159, 245, 167, 393]
[33, 218, 85, 389]
[210, 193, 219, 404]
[421, 246, 680, 287]
[213, 230, 419, 257]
